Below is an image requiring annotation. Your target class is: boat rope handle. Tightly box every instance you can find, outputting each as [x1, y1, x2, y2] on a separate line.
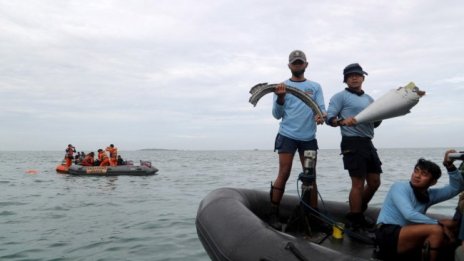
[284, 242, 310, 261]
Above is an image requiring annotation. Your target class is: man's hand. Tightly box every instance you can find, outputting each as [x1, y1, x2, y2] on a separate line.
[443, 149, 457, 168]
[315, 113, 326, 125]
[342, 117, 357, 126]
[274, 83, 286, 105]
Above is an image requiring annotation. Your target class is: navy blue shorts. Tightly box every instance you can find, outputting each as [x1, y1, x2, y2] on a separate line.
[274, 134, 318, 154]
[341, 136, 382, 177]
[374, 224, 401, 260]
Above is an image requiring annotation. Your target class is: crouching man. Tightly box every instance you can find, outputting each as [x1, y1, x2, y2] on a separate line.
[375, 150, 463, 260]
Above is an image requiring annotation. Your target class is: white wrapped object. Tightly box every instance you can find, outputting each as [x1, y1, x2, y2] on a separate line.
[354, 82, 425, 124]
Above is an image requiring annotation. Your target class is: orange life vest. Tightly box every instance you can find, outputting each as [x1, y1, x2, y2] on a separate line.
[106, 147, 118, 159]
[98, 151, 108, 161]
[82, 155, 94, 166]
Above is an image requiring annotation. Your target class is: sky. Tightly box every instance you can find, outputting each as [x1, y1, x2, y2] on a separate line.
[1, 0, 463, 151]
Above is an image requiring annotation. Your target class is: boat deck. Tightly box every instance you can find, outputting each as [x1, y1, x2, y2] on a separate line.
[281, 209, 378, 260]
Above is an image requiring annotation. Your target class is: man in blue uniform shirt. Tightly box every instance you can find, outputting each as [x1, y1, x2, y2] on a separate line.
[326, 63, 382, 229]
[375, 150, 462, 260]
[269, 50, 326, 230]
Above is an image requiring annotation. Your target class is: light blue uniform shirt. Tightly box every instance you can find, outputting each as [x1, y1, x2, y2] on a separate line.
[272, 79, 326, 141]
[376, 169, 462, 226]
[326, 89, 375, 138]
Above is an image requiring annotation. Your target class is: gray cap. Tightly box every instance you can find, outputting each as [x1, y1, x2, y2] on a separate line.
[289, 50, 307, 63]
[343, 63, 368, 76]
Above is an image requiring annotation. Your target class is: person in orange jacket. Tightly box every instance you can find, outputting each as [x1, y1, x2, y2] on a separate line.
[105, 144, 118, 166]
[81, 152, 95, 166]
[64, 144, 76, 167]
[97, 149, 110, 166]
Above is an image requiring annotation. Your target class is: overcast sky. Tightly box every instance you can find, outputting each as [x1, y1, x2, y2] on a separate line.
[1, 0, 463, 151]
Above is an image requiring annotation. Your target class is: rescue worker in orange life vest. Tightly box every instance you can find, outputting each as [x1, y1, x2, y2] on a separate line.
[65, 144, 76, 167]
[81, 152, 95, 166]
[106, 144, 118, 166]
[97, 149, 110, 166]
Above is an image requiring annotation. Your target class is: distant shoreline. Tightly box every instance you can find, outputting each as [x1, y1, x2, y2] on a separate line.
[0, 147, 460, 152]
[138, 148, 178, 151]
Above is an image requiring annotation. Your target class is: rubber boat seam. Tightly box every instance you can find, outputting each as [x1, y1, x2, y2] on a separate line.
[196, 197, 274, 260]
[196, 188, 297, 260]
[196, 215, 232, 261]
[196, 188, 242, 261]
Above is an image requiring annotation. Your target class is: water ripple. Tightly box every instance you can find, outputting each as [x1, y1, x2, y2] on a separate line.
[0, 211, 16, 216]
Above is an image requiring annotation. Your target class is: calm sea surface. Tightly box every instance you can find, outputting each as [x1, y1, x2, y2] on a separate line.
[0, 148, 462, 260]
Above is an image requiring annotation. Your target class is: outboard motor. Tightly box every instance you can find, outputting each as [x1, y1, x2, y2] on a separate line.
[293, 150, 318, 235]
[140, 160, 152, 168]
[124, 160, 134, 166]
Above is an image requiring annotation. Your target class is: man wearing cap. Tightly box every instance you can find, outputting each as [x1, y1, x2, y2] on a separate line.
[326, 63, 382, 230]
[269, 50, 326, 230]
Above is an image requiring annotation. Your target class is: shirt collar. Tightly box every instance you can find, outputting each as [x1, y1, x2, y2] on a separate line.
[409, 182, 430, 204]
[345, 87, 364, 96]
[289, 78, 307, 83]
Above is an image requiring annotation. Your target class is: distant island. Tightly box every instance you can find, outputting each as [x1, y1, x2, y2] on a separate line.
[138, 148, 178, 151]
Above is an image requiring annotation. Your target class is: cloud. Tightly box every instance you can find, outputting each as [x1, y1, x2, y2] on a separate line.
[1, 0, 463, 150]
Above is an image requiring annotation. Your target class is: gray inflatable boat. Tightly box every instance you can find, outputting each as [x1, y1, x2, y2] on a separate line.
[68, 163, 158, 176]
[196, 187, 454, 261]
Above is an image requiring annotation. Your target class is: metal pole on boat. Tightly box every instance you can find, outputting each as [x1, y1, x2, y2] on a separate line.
[301, 150, 316, 180]
[299, 150, 317, 208]
[297, 150, 318, 235]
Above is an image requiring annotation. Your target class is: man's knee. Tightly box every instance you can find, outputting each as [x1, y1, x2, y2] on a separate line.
[367, 174, 381, 189]
[351, 177, 365, 189]
[427, 225, 446, 246]
[368, 179, 381, 190]
[455, 245, 464, 261]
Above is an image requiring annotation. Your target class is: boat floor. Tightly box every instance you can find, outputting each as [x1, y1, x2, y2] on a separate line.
[276, 206, 456, 261]
[280, 209, 378, 260]
[196, 188, 457, 261]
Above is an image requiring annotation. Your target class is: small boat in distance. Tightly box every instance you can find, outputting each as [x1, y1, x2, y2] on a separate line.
[56, 160, 158, 176]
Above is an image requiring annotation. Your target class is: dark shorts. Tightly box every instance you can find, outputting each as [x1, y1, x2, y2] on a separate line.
[375, 224, 401, 260]
[274, 134, 318, 155]
[341, 136, 382, 177]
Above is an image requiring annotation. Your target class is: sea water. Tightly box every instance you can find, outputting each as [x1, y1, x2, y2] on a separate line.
[0, 148, 461, 260]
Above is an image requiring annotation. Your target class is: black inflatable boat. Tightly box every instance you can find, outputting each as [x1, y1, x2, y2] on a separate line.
[67, 164, 158, 176]
[196, 187, 453, 261]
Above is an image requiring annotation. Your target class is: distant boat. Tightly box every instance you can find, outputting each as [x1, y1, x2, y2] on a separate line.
[56, 161, 158, 176]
